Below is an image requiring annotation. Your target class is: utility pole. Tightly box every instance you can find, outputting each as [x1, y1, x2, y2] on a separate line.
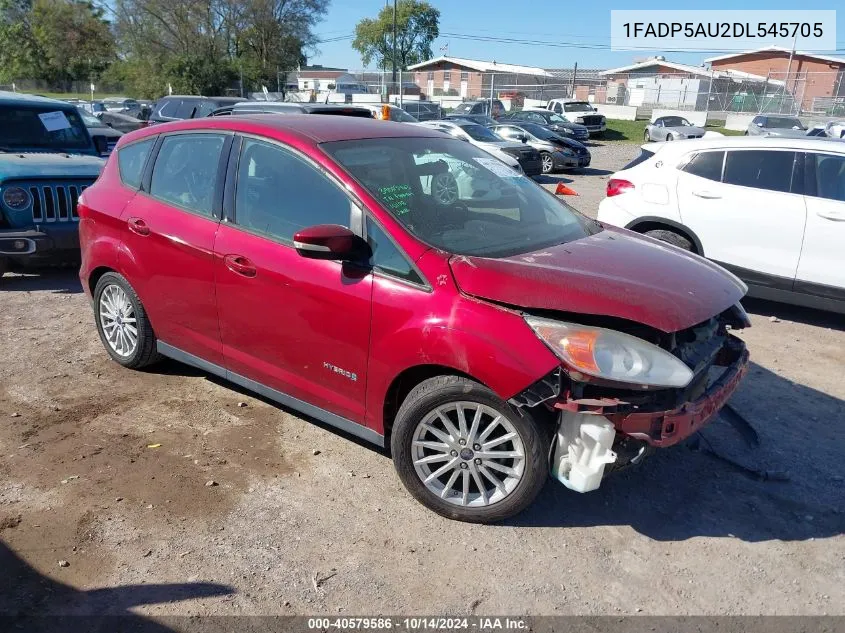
[391, 0, 398, 88]
[783, 33, 797, 112]
[570, 62, 577, 99]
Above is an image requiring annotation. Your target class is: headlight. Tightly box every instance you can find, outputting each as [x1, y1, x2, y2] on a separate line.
[2, 186, 31, 210]
[525, 317, 693, 388]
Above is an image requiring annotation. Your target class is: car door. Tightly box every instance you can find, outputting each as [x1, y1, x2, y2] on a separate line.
[795, 151, 845, 297]
[676, 148, 807, 283]
[119, 131, 231, 366]
[214, 136, 373, 424]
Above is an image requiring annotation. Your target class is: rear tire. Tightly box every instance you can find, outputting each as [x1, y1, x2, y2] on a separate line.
[644, 229, 694, 252]
[391, 376, 549, 523]
[0, 257, 7, 279]
[93, 272, 163, 369]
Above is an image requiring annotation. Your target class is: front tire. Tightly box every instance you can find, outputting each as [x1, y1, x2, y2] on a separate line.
[643, 130, 650, 142]
[666, 133, 674, 141]
[540, 152, 554, 174]
[93, 272, 162, 369]
[644, 229, 693, 252]
[391, 376, 549, 523]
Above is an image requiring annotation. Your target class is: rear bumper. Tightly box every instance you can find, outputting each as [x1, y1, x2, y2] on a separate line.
[0, 225, 80, 267]
[607, 345, 750, 447]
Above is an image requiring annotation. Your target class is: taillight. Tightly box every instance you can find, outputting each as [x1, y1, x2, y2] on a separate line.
[606, 178, 634, 197]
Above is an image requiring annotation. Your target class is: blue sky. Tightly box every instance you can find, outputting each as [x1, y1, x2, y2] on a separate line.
[311, 1, 844, 70]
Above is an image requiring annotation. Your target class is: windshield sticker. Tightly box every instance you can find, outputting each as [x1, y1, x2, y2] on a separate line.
[38, 111, 72, 132]
[378, 184, 413, 215]
[473, 157, 522, 178]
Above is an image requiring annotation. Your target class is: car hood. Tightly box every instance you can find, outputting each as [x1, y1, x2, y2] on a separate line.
[0, 152, 104, 179]
[448, 227, 746, 333]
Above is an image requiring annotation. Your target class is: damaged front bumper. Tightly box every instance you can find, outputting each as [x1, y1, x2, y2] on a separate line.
[512, 332, 750, 492]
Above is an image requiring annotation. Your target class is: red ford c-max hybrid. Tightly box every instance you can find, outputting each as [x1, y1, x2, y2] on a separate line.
[78, 115, 750, 523]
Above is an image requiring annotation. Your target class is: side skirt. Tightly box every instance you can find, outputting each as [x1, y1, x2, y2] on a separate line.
[157, 341, 385, 448]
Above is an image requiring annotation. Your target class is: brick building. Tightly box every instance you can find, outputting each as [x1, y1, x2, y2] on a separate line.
[406, 56, 553, 100]
[705, 46, 845, 111]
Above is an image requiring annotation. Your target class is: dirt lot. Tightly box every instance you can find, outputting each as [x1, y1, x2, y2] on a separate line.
[1, 142, 844, 620]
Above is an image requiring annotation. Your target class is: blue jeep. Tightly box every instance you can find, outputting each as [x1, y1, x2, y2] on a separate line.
[0, 92, 105, 277]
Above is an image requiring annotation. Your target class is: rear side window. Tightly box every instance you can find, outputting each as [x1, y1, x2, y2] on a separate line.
[156, 99, 180, 118]
[117, 138, 155, 189]
[150, 134, 227, 217]
[174, 99, 201, 119]
[723, 150, 796, 193]
[682, 151, 724, 182]
[809, 153, 845, 202]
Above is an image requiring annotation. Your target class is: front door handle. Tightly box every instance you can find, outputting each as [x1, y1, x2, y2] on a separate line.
[127, 217, 150, 236]
[692, 190, 721, 200]
[224, 254, 257, 278]
[817, 209, 845, 222]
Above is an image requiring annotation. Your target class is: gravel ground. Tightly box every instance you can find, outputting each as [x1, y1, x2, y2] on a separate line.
[1, 141, 844, 621]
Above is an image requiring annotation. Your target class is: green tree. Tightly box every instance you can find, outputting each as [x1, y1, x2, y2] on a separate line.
[352, 0, 439, 71]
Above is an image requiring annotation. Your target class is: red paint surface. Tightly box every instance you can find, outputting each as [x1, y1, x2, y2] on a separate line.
[80, 116, 745, 437]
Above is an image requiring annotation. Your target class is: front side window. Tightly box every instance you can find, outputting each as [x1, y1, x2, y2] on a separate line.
[0, 106, 91, 151]
[366, 217, 423, 285]
[149, 134, 227, 217]
[723, 150, 796, 193]
[235, 138, 352, 243]
[174, 99, 202, 119]
[323, 137, 599, 258]
[118, 138, 156, 189]
[682, 151, 725, 182]
[809, 153, 845, 202]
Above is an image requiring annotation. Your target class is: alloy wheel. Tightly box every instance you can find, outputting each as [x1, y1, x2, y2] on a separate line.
[411, 401, 526, 507]
[541, 154, 554, 174]
[98, 284, 138, 358]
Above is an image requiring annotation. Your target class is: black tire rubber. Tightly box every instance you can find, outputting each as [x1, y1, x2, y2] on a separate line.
[665, 133, 674, 141]
[643, 130, 650, 142]
[93, 272, 163, 369]
[540, 152, 554, 174]
[391, 375, 549, 524]
[644, 229, 694, 252]
[0, 257, 7, 279]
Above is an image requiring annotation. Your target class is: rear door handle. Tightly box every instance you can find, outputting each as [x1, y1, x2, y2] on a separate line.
[223, 254, 257, 278]
[127, 217, 150, 236]
[692, 190, 721, 199]
[817, 209, 845, 221]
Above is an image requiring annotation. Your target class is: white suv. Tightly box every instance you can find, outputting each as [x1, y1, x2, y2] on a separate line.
[597, 137, 845, 313]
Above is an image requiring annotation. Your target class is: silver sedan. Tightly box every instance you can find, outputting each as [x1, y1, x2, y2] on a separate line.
[644, 116, 706, 141]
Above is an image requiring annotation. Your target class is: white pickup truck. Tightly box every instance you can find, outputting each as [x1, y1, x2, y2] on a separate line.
[527, 99, 607, 136]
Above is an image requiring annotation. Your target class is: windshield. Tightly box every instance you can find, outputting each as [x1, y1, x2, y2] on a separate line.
[460, 124, 501, 142]
[660, 116, 691, 127]
[0, 106, 92, 152]
[767, 117, 805, 130]
[518, 122, 556, 139]
[323, 137, 599, 258]
[563, 102, 593, 112]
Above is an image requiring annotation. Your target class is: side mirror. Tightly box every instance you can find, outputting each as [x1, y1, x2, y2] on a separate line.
[518, 133, 528, 143]
[293, 224, 369, 261]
